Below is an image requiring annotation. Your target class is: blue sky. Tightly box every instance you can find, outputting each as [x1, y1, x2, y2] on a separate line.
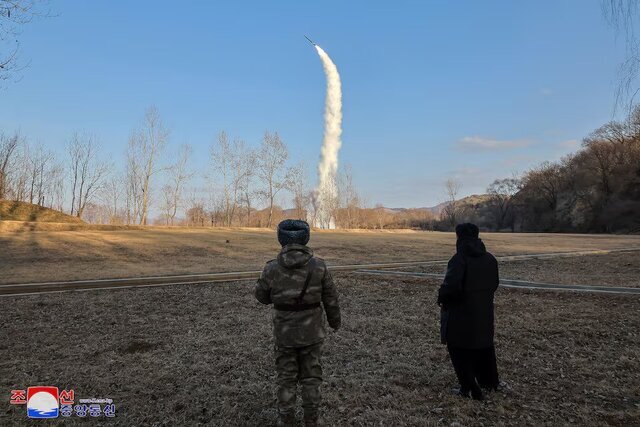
[0, 0, 627, 208]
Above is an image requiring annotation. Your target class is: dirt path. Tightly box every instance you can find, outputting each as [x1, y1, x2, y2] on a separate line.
[2, 229, 640, 284]
[3, 248, 639, 297]
[356, 270, 640, 295]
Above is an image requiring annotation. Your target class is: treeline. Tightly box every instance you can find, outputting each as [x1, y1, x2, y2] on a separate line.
[340, 104, 640, 233]
[0, 107, 304, 227]
[517, 106, 640, 232]
[442, 106, 640, 233]
[2, 106, 639, 232]
[0, 106, 372, 228]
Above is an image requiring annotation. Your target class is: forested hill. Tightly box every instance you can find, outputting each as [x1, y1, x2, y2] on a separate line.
[376, 107, 640, 234]
[447, 107, 640, 233]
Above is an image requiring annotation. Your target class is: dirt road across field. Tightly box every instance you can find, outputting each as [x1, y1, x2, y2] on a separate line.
[2, 247, 639, 297]
[356, 270, 640, 295]
[2, 228, 640, 284]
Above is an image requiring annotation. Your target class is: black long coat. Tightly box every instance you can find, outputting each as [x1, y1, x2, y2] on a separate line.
[437, 238, 499, 349]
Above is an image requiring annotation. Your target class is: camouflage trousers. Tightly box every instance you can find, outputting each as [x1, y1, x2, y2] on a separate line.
[274, 342, 323, 417]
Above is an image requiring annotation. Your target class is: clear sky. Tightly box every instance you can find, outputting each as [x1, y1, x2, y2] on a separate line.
[0, 0, 627, 208]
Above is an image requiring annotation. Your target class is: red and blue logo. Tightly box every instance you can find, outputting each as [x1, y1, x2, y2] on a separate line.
[27, 386, 59, 419]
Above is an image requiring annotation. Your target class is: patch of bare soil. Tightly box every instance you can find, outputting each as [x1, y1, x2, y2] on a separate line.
[1, 274, 638, 425]
[408, 251, 640, 288]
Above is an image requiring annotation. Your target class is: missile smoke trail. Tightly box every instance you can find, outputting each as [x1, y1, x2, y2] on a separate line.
[312, 44, 342, 229]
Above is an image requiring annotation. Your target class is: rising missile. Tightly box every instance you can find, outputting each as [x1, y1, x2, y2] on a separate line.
[304, 35, 316, 46]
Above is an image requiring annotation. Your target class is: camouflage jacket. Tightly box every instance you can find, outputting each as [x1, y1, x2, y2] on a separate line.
[255, 243, 341, 348]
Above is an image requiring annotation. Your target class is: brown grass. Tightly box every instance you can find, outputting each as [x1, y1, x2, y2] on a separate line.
[409, 251, 640, 288]
[1, 273, 638, 425]
[0, 201, 83, 224]
[1, 228, 640, 284]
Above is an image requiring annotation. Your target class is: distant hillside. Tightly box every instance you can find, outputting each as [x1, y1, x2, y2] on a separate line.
[384, 206, 439, 215]
[0, 201, 84, 223]
[456, 194, 493, 208]
[386, 194, 492, 216]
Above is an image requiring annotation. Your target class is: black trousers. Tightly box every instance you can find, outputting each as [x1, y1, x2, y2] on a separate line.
[447, 344, 499, 395]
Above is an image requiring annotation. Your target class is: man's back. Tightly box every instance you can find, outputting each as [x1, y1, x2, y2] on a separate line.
[254, 219, 341, 425]
[256, 243, 340, 348]
[438, 237, 499, 349]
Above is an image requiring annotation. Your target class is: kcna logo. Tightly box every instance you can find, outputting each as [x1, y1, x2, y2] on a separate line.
[27, 386, 60, 419]
[11, 386, 115, 418]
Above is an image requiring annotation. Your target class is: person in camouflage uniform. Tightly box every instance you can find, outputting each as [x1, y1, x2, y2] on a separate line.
[255, 219, 341, 426]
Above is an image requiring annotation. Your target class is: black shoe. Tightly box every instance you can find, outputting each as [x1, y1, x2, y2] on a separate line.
[482, 380, 508, 393]
[452, 385, 483, 401]
[480, 383, 498, 393]
[452, 389, 474, 400]
[451, 385, 468, 397]
[496, 380, 509, 392]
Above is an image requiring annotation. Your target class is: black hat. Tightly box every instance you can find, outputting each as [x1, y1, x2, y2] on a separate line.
[277, 219, 310, 246]
[455, 223, 479, 239]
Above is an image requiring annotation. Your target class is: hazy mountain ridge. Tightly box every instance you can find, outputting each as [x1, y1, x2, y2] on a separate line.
[386, 194, 491, 215]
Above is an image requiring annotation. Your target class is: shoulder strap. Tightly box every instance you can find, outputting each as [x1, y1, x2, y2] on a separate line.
[296, 258, 317, 305]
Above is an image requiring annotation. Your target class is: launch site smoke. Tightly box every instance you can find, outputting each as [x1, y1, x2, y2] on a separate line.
[307, 36, 343, 229]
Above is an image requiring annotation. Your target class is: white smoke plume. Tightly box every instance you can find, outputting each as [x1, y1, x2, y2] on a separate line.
[313, 45, 342, 229]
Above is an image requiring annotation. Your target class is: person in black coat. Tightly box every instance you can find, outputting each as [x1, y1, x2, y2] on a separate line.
[438, 223, 500, 401]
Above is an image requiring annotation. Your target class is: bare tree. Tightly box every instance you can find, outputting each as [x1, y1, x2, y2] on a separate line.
[238, 146, 257, 226]
[209, 131, 232, 226]
[160, 184, 173, 225]
[48, 159, 65, 211]
[290, 162, 310, 221]
[374, 203, 388, 230]
[308, 190, 320, 228]
[126, 106, 168, 225]
[102, 173, 124, 224]
[27, 144, 51, 205]
[602, 0, 640, 112]
[125, 140, 142, 225]
[67, 133, 110, 218]
[442, 178, 462, 228]
[209, 133, 252, 227]
[0, 0, 51, 84]
[10, 141, 30, 201]
[186, 200, 207, 227]
[161, 144, 192, 225]
[486, 177, 521, 231]
[256, 131, 295, 228]
[582, 139, 618, 203]
[206, 193, 226, 227]
[340, 164, 362, 228]
[0, 132, 20, 199]
[524, 162, 564, 212]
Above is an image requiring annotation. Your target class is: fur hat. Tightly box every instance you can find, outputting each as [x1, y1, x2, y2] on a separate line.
[455, 223, 479, 239]
[277, 219, 311, 246]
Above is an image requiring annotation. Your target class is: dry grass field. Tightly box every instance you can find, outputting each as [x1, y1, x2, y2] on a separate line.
[404, 251, 640, 288]
[1, 229, 639, 425]
[1, 227, 639, 284]
[0, 201, 83, 224]
[1, 273, 638, 426]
